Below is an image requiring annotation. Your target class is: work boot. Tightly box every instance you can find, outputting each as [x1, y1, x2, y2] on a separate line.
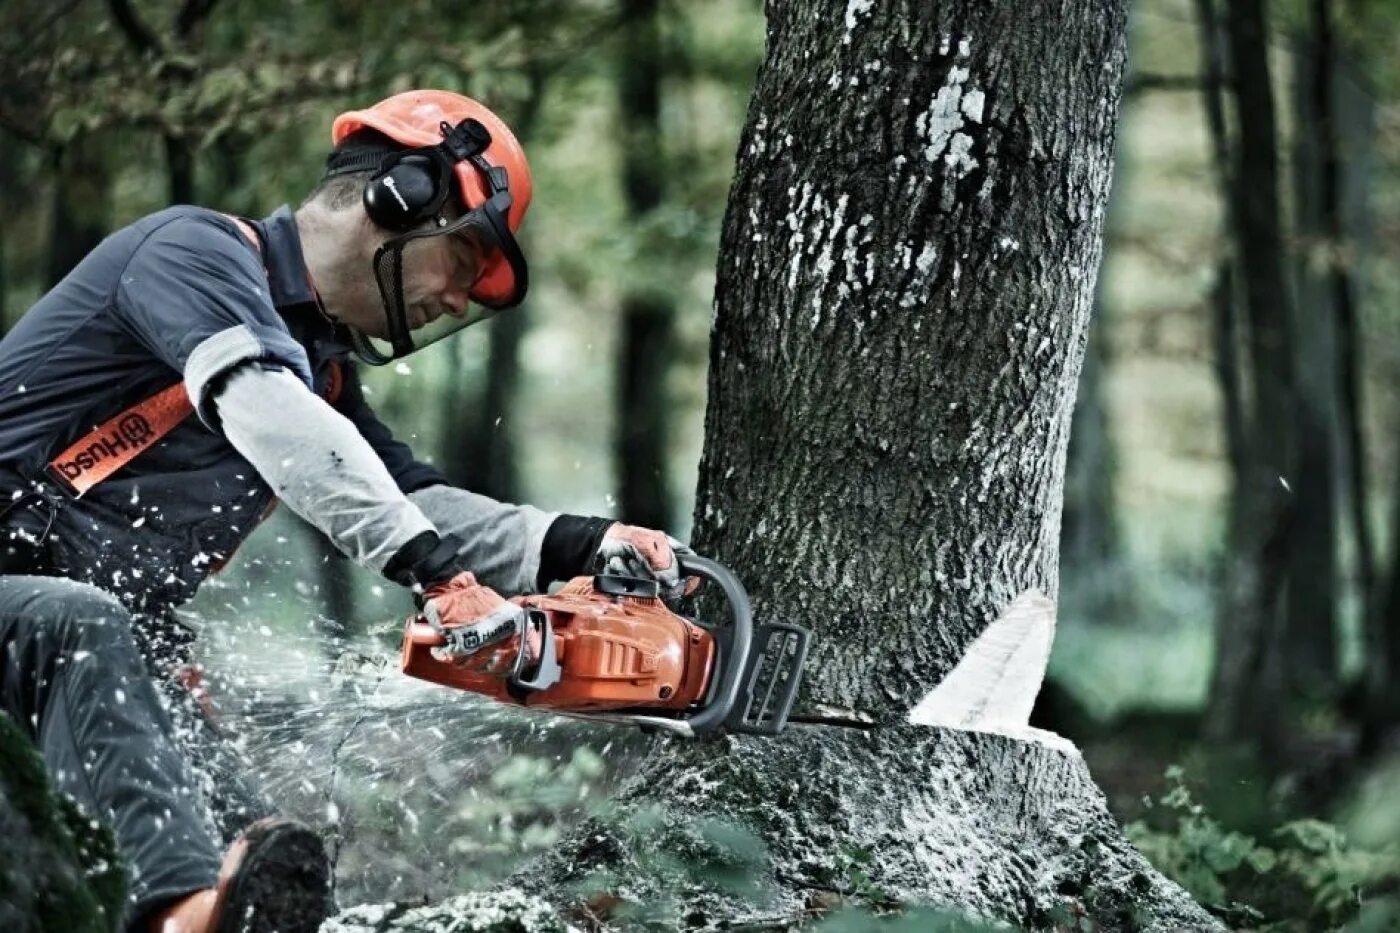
[148, 817, 330, 933]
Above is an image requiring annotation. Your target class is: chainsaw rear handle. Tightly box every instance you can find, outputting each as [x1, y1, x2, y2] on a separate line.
[673, 553, 753, 735]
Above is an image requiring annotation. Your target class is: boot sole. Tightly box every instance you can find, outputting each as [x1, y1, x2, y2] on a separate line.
[215, 822, 330, 933]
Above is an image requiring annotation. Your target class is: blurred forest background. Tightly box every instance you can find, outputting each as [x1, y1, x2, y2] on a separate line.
[5, 0, 1400, 928]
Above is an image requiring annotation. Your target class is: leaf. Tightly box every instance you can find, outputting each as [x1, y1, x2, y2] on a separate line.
[1278, 819, 1345, 855]
[1245, 846, 1277, 874]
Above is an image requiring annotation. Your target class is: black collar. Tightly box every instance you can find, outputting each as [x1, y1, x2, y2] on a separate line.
[253, 205, 353, 356]
[253, 205, 318, 309]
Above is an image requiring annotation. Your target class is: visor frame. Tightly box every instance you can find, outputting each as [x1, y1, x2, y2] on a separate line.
[352, 198, 527, 366]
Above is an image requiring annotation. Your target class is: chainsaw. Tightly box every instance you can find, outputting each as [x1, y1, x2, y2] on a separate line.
[400, 555, 810, 737]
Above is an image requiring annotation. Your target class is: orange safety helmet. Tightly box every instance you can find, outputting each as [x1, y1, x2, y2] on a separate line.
[332, 90, 531, 309]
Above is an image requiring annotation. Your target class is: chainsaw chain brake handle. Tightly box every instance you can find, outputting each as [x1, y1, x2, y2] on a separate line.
[675, 555, 812, 736]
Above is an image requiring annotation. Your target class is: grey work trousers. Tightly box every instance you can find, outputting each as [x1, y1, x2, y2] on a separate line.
[0, 575, 240, 931]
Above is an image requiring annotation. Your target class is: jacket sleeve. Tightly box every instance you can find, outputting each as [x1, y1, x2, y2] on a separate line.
[215, 364, 435, 573]
[406, 485, 556, 597]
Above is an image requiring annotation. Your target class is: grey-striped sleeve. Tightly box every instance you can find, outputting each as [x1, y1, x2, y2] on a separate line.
[406, 484, 556, 597]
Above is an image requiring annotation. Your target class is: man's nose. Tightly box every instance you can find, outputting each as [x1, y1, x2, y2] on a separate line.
[443, 289, 471, 318]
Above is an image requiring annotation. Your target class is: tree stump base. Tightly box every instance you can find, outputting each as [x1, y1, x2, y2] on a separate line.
[517, 725, 1220, 931]
[323, 890, 566, 933]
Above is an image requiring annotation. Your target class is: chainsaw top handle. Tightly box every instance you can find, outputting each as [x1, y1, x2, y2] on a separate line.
[673, 553, 753, 735]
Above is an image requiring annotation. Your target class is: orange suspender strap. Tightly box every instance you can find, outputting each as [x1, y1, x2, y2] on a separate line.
[47, 383, 195, 495]
[45, 215, 264, 497]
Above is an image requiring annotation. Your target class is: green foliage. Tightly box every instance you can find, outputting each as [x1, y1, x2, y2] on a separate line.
[0, 712, 127, 933]
[1126, 766, 1400, 930]
[447, 746, 609, 859]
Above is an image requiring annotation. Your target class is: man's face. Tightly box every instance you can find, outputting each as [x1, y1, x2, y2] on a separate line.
[330, 218, 486, 340]
[399, 230, 486, 331]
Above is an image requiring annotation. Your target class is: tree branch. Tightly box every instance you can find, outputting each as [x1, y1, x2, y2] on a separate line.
[1125, 72, 1220, 95]
[4, 0, 87, 62]
[175, 0, 220, 39]
[106, 0, 163, 55]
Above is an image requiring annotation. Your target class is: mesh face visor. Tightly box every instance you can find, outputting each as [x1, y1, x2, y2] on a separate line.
[354, 189, 528, 365]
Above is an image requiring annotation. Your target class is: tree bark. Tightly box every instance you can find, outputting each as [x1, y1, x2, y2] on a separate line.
[1204, 0, 1299, 752]
[1193, 0, 1248, 496]
[614, 0, 675, 530]
[512, 2, 1214, 927]
[447, 306, 526, 501]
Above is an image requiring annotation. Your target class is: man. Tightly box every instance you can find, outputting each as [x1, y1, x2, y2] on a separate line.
[0, 90, 691, 933]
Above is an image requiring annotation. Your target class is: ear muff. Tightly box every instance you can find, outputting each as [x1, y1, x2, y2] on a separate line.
[362, 153, 452, 232]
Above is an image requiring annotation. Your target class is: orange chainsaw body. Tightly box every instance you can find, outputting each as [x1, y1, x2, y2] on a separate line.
[401, 575, 716, 713]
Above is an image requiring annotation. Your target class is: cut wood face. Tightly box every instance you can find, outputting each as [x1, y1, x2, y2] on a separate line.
[907, 590, 1075, 752]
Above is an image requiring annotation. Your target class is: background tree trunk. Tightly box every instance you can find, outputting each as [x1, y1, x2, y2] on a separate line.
[1205, 0, 1299, 754]
[1284, 23, 1342, 702]
[614, 0, 675, 530]
[46, 136, 111, 287]
[443, 71, 546, 501]
[518, 2, 1215, 927]
[1193, 0, 1248, 510]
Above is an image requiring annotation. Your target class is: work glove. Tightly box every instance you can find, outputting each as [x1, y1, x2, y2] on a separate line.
[593, 523, 699, 604]
[420, 571, 539, 678]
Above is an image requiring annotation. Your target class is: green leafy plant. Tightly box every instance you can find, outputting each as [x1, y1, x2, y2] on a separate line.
[1126, 766, 1400, 930]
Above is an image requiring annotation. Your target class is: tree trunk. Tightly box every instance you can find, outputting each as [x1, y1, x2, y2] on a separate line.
[614, 0, 675, 530]
[515, 2, 1214, 927]
[444, 73, 546, 501]
[165, 134, 196, 205]
[1193, 0, 1248, 496]
[448, 306, 526, 501]
[46, 136, 111, 287]
[1062, 227, 1120, 572]
[1205, 0, 1299, 753]
[1283, 24, 1341, 701]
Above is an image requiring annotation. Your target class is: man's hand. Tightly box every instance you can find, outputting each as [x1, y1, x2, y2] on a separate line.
[421, 572, 538, 677]
[593, 524, 699, 603]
